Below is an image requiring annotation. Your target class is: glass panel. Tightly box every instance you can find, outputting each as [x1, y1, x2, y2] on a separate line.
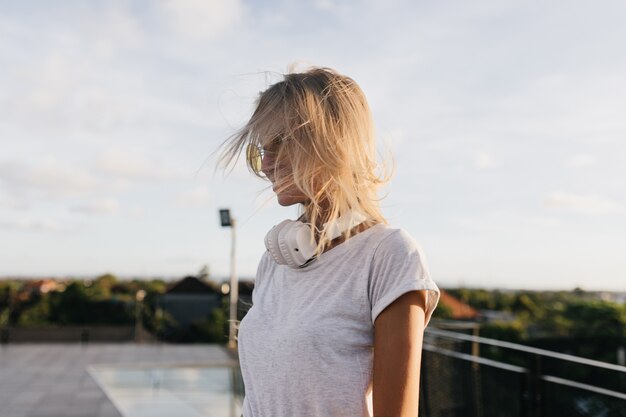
[89, 366, 243, 417]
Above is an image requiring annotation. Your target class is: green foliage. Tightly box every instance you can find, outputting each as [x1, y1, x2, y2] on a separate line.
[562, 300, 626, 338]
[0, 307, 10, 327]
[0, 277, 174, 331]
[3, 276, 625, 350]
[189, 307, 229, 343]
[0, 283, 13, 310]
[432, 302, 454, 319]
[0, 281, 21, 324]
[144, 307, 178, 338]
[448, 288, 517, 311]
[89, 273, 118, 299]
[444, 287, 626, 363]
[160, 297, 230, 344]
[142, 279, 167, 294]
[480, 319, 527, 343]
[17, 295, 51, 326]
[48, 282, 91, 324]
[511, 293, 541, 319]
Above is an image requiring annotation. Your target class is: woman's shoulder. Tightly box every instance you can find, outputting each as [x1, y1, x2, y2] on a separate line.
[366, 224, 430, 273]
[254, 251, 273, 280]
[367, 223, 423, 254]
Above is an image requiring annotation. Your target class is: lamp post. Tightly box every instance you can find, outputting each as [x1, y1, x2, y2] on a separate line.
[135, 289, 146, 343]
[219, 209, 238, 349]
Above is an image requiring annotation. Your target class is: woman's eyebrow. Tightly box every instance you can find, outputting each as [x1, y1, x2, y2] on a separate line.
[263, 136, 283, 150]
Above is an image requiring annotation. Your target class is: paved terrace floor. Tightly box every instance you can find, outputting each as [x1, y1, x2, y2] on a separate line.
[0, 344, 238, 417]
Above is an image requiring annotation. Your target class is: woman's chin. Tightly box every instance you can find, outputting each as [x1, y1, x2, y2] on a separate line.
[276, 193, 304, 207]
[276, 195, 297, 206]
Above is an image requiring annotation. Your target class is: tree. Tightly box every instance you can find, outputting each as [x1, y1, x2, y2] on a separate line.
[198, 265, 210, 280]
[48, 282, 90, 324]
[91, 273, 118, 298]
[563, 300, 626, 338]
[17, 296, 51, 326]
[432, 302, 454, 319]
[511, 293, 541, 320]
[480, 319, 527, 343]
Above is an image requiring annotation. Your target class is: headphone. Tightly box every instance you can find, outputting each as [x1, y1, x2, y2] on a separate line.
[264, 211, 367, 268]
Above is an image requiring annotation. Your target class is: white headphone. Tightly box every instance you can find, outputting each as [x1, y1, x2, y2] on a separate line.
[264, 211, 367, 268]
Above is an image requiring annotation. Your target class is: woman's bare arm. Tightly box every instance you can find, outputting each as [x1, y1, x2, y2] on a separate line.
[373, 290, 427, 417]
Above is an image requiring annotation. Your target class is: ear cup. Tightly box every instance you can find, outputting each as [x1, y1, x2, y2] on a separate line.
[265, 210, 366, 268]
[264, 220, 293, 265]
[277, 221, 299, 268]
[277, 221, 316, 268]
[291, 222, 316, 263]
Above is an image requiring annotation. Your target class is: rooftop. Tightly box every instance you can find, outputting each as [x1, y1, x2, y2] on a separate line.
[0, 343, 237, 417]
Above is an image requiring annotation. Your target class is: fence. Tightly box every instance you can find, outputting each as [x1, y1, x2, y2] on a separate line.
[0, 326, 142, 343]
[420, 328, 626, 417]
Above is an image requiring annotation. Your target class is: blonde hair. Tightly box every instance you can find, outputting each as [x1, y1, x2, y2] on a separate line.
[219, 67, 391, 255]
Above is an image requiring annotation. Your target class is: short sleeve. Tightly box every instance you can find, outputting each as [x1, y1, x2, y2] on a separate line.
[369, 229, 440, 327]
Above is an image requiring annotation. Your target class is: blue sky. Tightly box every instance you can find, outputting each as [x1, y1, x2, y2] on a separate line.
[1, 0, 625, 290]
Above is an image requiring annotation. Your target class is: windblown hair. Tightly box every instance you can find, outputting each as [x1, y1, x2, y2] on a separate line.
[219, 67, 391, 255]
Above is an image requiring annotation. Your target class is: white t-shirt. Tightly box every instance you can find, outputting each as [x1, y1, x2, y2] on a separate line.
[237, 223, 440, 417]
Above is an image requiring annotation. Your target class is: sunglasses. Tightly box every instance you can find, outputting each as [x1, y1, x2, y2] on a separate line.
[246, 143, 264, 172]
[246, 138, 282, 172]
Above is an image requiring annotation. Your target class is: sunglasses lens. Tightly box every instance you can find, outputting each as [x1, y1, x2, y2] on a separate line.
[246, 144, 262, 172]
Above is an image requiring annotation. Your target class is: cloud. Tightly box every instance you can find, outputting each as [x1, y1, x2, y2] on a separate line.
[0, 193, 29, 210]
[97, 150, 185, 182]
[382, 127, 406, 147]
[0, 157, 97, 197]
[565, 154, 598, 168]
[2, 61, 212, 134]
[544, 192, 622, 215]
[453, 211, 562, 235]
[128, 205, 145, 219]
[158, 0, 243, 41]
[0, 156, 137, 209]
[0, 5, 214, 135]
[0, 218, 74, 233]
[0, 6, 144, 131]
[175, 185, 211, 208]
[71, 198, 120, 215]
[313, 0, 351, 13]
[473, 151, 496, 170]
[88, 5, 146, 52]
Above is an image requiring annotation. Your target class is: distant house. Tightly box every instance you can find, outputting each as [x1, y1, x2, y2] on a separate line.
[160, 276, 222, 328]
[23, 279, 62, 294]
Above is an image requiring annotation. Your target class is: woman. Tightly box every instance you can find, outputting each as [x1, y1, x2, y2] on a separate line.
[220, 67, 440, 417]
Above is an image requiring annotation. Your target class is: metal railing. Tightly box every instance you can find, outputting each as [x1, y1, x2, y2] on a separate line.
[420, 328, 626, 417]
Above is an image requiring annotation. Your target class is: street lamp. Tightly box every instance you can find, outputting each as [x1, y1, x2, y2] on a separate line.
[135, 289, 146, 343]
[219, 209, 238, 349]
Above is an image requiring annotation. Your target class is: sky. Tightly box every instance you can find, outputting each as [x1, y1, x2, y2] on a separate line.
[1, 0, 625, 291]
